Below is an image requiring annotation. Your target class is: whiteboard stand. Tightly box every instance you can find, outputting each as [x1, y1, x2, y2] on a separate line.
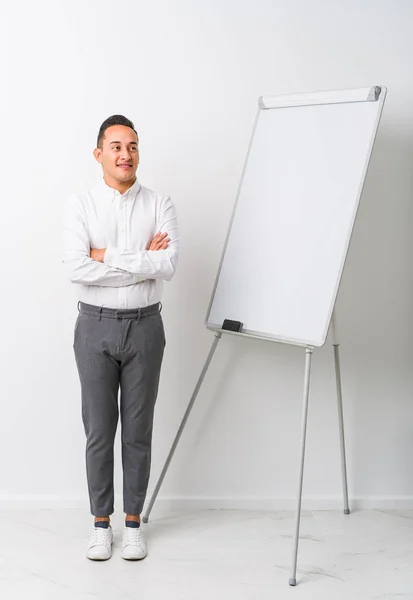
[143, 85, 386, 586]
[143, 309, 350, 587]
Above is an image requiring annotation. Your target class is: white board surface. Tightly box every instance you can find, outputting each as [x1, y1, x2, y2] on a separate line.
[206, 87, 386, 347]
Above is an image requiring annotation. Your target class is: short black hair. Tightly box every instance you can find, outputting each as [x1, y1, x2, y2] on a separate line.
[97, 115, 138, 148]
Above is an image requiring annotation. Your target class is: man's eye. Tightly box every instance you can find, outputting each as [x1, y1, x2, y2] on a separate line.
[112, 146, 120, 151]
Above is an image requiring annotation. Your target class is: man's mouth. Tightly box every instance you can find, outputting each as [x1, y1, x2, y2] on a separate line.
[118, 164, 132, 169]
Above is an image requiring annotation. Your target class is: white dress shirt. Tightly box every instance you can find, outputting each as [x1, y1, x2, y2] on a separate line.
[63, 178, 179, 309]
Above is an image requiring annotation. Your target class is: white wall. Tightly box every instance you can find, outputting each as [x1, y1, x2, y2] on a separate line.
[0, 0, 412, 511]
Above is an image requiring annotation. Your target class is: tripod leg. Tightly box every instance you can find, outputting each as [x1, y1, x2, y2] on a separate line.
[289, 346, 313, 586]
[142, 332, 222, 523]
[331, 312, 350, 515]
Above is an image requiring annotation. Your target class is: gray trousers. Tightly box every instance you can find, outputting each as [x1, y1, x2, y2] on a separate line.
[73, 301, 165, 517]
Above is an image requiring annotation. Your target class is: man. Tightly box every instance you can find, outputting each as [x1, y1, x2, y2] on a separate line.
[63, 115, 179, 561]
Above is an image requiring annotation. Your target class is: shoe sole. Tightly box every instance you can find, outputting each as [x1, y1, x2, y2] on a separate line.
[121, 553, 147, 561]
[86, 547, 112, 561]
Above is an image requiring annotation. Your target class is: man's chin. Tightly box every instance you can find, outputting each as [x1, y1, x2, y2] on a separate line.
[114, 170, 137, 182]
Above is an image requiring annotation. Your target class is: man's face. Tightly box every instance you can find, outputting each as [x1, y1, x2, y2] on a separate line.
[94, 125, 139, 184]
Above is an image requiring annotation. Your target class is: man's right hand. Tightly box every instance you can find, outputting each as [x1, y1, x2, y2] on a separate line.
[147, 232, 170, 251]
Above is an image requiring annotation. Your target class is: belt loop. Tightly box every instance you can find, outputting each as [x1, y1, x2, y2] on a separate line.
[158, 301, 163, 314]
[136, 307, 142, 323]
[77, 301, 81, 313]
[99, 306, 103, 321]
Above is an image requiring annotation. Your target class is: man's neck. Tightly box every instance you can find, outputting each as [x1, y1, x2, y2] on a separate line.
[103, 175, 137, 195]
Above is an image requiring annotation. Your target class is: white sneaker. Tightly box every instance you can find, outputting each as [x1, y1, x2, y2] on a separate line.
[86, 524, 113, 561]
[121, 523, 147, 560]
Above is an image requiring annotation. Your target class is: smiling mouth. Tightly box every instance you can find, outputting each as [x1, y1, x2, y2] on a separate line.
[118, 164, 132, 169]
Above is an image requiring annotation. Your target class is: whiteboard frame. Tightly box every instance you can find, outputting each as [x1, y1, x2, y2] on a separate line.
[205, 86, 387, 347]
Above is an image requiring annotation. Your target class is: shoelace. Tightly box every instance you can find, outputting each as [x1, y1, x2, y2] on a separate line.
[91, 527, 110, 547]
[124, 527, 142, 548]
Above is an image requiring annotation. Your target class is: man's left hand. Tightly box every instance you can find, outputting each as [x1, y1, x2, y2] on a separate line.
[90, 248, 106, 263]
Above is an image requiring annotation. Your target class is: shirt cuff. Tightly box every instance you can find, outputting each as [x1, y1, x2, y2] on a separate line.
[104, 244, 118, 267]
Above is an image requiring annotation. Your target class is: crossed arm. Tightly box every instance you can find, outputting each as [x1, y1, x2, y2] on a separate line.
[63, 195, 179, 286]
[90, 231, 170, 263]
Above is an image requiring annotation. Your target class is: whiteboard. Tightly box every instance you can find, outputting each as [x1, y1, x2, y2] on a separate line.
[206, 86, 386, 347]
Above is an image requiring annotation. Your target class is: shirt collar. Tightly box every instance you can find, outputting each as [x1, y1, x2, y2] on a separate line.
[98, 177, 141, 199]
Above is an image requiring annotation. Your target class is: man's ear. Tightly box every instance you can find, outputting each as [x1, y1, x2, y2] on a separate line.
[93, 148, 102, 164]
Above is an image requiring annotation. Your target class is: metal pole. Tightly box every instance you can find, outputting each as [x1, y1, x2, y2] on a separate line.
[331, 312, 350, 515]
[142, 332, 223, 523]
[289, 346, 313, 587]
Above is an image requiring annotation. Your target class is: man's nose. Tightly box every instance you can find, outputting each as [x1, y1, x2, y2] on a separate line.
[120, 148, 131, 161]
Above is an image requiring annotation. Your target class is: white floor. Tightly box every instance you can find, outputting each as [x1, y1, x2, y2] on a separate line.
[0, 508, 412, 600]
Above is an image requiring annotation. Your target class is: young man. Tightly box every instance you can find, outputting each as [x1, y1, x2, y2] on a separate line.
[63, 115, 179, 561]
